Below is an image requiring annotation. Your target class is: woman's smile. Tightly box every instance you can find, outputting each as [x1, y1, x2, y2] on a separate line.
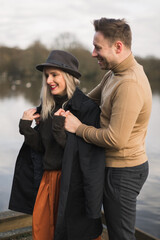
[50, 84, 58, 90]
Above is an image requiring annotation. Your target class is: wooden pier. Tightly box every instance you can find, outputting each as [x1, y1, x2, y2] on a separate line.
[0, 211, 159, 240]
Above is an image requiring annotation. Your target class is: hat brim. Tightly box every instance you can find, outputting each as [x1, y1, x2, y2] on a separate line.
[36, 63, 81, 79]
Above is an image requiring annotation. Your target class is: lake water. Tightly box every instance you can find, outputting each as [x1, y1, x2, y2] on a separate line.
[0, 93, 160, 238]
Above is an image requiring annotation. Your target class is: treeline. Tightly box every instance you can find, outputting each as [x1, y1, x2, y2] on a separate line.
[136, 56, 160, 92]
[0, 40, 103, 87]
[0, 39, 105, 103]
[0, 38, 160, 104]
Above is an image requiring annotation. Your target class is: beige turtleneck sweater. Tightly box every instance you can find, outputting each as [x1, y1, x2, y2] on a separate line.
[76, 54, 152, 167]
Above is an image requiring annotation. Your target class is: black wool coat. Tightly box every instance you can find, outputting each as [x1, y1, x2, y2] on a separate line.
[9, 88, 105, 240]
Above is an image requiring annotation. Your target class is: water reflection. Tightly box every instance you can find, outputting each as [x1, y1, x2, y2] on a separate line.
[0, 89, 160, 238]
[136, 94, 160, 238]
[0, 80, 40, 105]
[0, 96, 33, 212]
[136, 153, 160, 237]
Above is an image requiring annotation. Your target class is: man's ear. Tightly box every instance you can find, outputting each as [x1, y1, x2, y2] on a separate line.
[115, 41, 123, 53]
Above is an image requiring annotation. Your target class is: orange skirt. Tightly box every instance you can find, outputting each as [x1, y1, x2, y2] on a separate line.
[32, 170, 61, 240]
[32, 170, 101, 240]
[94, 236, 101, 240]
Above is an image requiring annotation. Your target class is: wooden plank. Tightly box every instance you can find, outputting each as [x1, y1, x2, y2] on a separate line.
[101, 212, 159, 240]
[0, 211, 32, 232]
[0, 227, 32, 240]
[135, 227, 159, 240]
[102, 228, 109, 240]
[0, 211, 159, 240]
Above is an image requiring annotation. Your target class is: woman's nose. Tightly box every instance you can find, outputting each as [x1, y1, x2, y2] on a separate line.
[46, 75, 53, 84]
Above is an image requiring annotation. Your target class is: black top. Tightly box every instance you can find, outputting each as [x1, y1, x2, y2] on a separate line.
[19, 94, 68, 170]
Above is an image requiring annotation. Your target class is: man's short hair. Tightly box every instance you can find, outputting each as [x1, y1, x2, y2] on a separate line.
[93, 18, 132, 49]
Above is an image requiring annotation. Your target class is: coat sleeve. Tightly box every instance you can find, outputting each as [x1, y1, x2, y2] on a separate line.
[78, 139, 105, 218]
[8, 143, 42, 214]
[78, 99, 105, 218]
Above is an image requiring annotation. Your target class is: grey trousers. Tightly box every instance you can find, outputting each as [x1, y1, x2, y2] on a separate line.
[103, 161, 149, 240]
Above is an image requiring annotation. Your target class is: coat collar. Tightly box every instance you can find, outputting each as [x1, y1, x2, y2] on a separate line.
[37, 88, 83, 113]
[65, 87, 84, 111]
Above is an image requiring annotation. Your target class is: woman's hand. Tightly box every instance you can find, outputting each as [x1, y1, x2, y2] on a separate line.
[54, 108, 66, 116]
[22, 108, 40, 121]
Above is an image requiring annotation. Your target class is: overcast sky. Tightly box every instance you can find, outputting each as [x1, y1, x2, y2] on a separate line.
[0, 0, 160, 58]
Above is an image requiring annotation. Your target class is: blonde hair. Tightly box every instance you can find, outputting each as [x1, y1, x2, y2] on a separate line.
[40, 70, 80, 120]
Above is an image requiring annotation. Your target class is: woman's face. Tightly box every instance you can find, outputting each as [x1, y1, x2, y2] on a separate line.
[44, 67, 67, 96]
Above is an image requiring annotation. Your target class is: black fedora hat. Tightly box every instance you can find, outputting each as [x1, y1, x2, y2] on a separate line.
[36, 50, 81, 79]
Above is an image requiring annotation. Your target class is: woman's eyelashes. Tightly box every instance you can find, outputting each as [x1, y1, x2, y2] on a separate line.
[45, 73, 58, 79]
[45, 73, 48, 79]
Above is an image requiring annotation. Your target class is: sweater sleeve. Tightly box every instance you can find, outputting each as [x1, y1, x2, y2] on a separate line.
[19, 119, 44, 153]
[87, 71, 111, 105]
[76, 82, 144, 150]
[52, 115, 67, 148]
[87, 83, 102, 105]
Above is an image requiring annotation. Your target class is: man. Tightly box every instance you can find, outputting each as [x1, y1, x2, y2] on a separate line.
[63, 18, 152, 240]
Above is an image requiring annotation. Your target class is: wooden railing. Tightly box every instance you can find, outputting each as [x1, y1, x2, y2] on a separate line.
[0, 211, 159, 240]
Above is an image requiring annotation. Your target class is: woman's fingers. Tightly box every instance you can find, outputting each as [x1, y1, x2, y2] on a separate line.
[22, 108, 40, 121]
[54, 108, 65, 116]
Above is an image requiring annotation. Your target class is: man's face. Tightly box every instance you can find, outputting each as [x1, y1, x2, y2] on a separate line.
[92, 31, 117, 70]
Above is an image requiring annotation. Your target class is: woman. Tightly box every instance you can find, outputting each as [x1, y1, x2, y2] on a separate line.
[9, 50, 105, 240]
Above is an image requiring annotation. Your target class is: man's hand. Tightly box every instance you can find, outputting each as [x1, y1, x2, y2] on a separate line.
[65, 111, 82, 133]
[54, 109, 82, 133]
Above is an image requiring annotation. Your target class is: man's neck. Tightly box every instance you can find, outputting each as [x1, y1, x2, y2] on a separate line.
[117, 49, 132, 65]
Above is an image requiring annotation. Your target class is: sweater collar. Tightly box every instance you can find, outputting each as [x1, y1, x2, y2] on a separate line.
[111, 53, 136, 74]
[54, 94, 68, 107]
